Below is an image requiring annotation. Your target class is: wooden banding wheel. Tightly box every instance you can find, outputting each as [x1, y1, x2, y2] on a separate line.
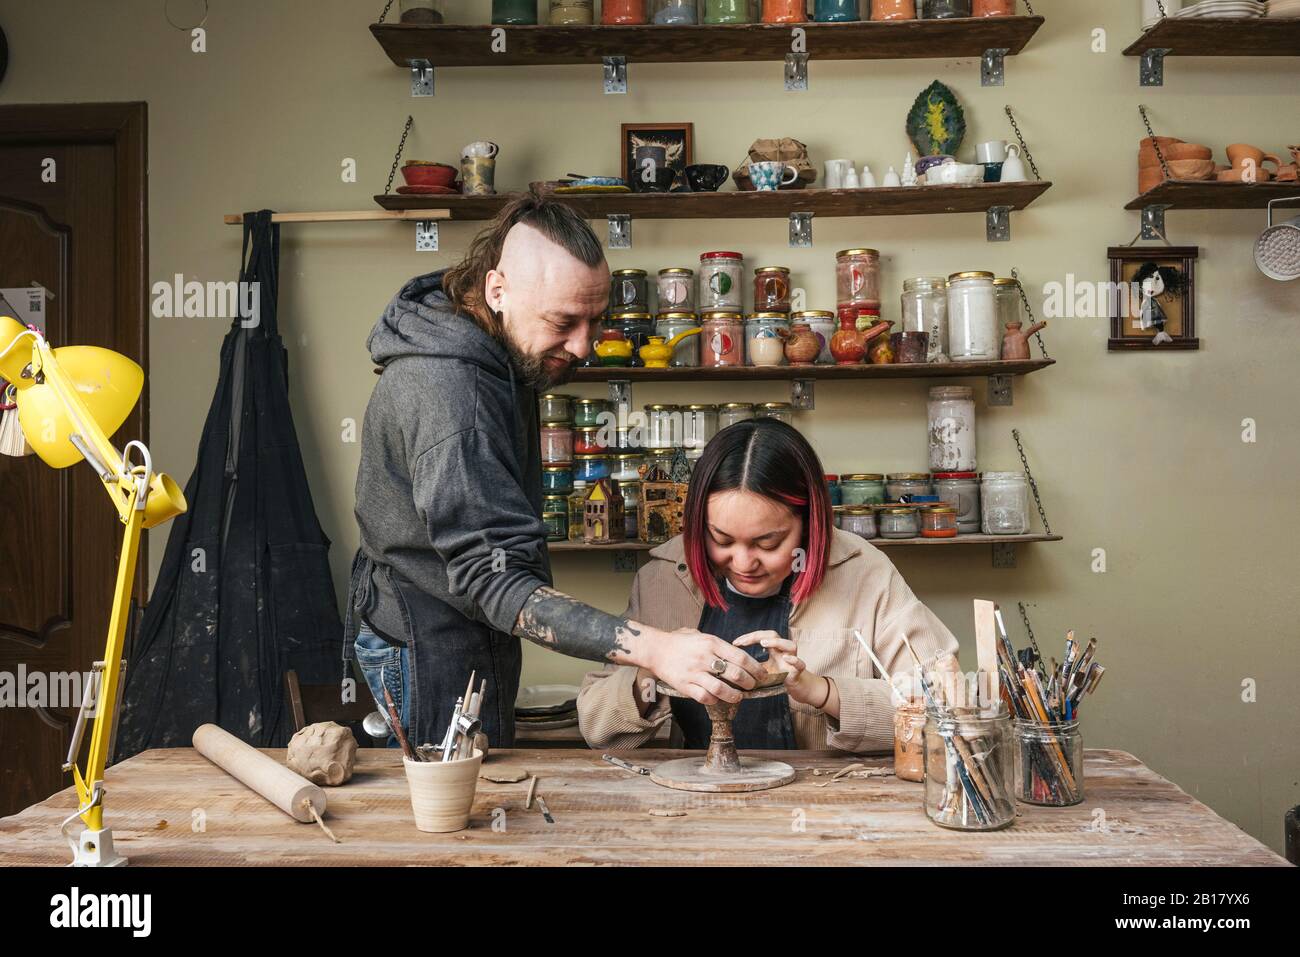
[650, 680, 797, 793]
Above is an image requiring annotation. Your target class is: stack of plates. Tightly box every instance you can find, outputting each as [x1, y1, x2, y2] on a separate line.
[1267, 0, 1300, 18]
[1174, 0, 1265, 18]
[515, 684, 580, 730]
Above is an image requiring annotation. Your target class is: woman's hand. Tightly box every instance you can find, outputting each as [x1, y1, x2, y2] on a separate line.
[733, 631, 826, 707]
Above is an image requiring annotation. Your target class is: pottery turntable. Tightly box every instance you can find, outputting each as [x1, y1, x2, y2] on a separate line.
[650, 672, 796, 793]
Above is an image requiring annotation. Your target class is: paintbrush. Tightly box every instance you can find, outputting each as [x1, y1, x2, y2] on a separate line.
[382, 683, 417, 761]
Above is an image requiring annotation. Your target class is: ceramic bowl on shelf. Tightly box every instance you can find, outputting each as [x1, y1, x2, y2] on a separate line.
[401, 162, 458, 188]
[926, 159, 985, 186]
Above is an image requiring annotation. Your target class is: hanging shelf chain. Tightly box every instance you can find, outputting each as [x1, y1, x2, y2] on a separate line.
[1012, 428, 1052, 536]
[1017, 602, 1046, 673]
[385, 115, 414, 197]
[1004, 106, 1041, 181]
[1138, 104, 1171, 179]
[1022, 0, 1034, 14]
[1156, 0, 1167, 16]
[378, 0, 396, 24]
[1010, 267, 1050, 360]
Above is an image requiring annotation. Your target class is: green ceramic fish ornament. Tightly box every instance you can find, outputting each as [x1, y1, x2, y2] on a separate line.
[906, 80, 967, 158]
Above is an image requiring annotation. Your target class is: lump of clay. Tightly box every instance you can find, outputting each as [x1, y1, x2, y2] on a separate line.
[287, 721, 358, 786]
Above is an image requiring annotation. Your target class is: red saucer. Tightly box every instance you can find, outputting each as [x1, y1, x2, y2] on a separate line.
[396, 184, 461, 195]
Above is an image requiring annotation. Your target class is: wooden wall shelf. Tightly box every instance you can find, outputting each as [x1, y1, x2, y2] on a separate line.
[376, 181, 1052, 220]
[549, 534, 1062, 553]
[1123, 17, 1300, 57]
[371, 17, 1046, 68]
[1125, 180, 1300, 211]
[569, 358, 1054, 383]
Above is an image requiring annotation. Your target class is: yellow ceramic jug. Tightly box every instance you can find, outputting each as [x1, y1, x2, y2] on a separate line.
[639, 327, 702, 368]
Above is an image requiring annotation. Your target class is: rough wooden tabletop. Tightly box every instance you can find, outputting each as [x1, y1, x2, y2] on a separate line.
[0, 748, 1286, 866]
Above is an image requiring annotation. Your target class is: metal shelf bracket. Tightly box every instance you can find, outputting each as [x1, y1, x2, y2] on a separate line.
[410, 59, 434, 96]
[1141, 204, 1171, 241]
[415, 220, 438, 251]
[988, 374, 1013, 407]
[1140, 48, 1170, 87]
[604, 56, 627, 94]
[992, 543, 1017, 568]
[791, 378, 815, 410]
[789, 211, 814, 247]
[785, 53, 809, 91]
[982, 47, 1010, 87]
[987, 205, 1013, 242]
[608, 214, 631, 249]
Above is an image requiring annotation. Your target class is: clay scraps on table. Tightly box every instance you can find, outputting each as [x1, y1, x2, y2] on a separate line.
[479, 765, 529, 783]
[812, 763, 895, 787]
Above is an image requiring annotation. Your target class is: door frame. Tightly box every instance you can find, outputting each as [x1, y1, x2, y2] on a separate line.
[0, 101, 149, 600]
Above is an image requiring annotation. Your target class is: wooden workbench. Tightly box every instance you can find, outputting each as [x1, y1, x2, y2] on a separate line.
[0, 748, 1286, 866]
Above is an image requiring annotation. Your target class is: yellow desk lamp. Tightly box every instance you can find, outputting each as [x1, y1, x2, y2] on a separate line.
[0, 314, 186, 866]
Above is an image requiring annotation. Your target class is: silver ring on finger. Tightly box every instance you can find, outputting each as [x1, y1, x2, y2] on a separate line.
[709, 657, 728, 676]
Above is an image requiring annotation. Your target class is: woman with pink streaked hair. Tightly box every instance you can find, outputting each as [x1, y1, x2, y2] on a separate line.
[578, 418, 961, 754]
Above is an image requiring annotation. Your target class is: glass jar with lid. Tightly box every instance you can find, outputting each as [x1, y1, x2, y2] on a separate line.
[615, 426, 640, 451]
[947, 271, 998, 361]
[871, 0, 915, 17]
[492, 0, 538, 23]
[543, 509, 568, 542]
[657, 268, 695, 313]
[841, 474, 886, 506]
[702, 0, 753, 22]
[682, 404, 719, 450]
[901, 277, 949, 362]
[655, 313, 700, 367]
[791, 310, 836, 363]
[931, 471, 980, 533]
[653, 0, 699, 21]
[539, 393, 575, 424]
[603, 0, 648, 22]
[549, 0, 594, 22]
[753, 266, 793, 313]
[700, 311, 745, 367]
[927, 385, 976, 473]
[645, 404, 682, 448]
[994, 277, 1022, 358]
[566, 481, 589, 541]
[400, 0, 445, 23]
[921, 506, 958, 538]
[542, 464, 573, 496]
[745, 313, 790, 367]
[1014, 718, 1084, 806]
[924, 702, 1015, 831]
[879, 506, 920, 539]
[836, 506, 877, 539]
[699, 251, 744, 311]
[814, 0, 859, 21]
[825, 474, 842, 505]
[755, 402, 794, 425]
[612, 311, 655, 366]
[573, 426, 608, 456]
[761, 0, 806, 21]
[893, 697, 926, 782]
[541, 423, 573, 464]
[574, 453, 611, 484]
[719, 402, 755, 428]
[612, 452, 644, 482]
[573, 397, 612, 429]
[836, 248, 881, 310]
[621, 481, 640, 540]
[981, 471, 1029, 535]
[610, 269, 649, 312]
[643, 447, 676, 477]
[886, 472, 933, 502]
[921, 0, 971, 17]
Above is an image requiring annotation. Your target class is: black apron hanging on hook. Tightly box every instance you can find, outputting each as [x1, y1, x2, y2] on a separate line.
[117, 210, 343, 757]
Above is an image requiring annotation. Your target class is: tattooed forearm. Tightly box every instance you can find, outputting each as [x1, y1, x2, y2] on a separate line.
[513, 586, 643, 663]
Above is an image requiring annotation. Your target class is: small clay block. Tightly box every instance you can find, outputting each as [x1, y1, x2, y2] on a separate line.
[286, 721, 358, 786]
[480, 765, 529, 783]
[649, 808, 687, 817]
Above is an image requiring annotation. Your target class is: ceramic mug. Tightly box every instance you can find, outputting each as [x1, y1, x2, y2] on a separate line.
[1226, 143, 1281, 182]
[976, 140, 1008, 164]
[999, 144, 1027, 183]
[824, 158, 852, 189]
[461, 140, 499, 158]
[461, 155, 496, 195]
[750, 161, 799, 191]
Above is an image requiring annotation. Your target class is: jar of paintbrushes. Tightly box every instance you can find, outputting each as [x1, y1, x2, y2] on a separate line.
[1014, 719, 1083, 806]
[923, 701, 1015, 831]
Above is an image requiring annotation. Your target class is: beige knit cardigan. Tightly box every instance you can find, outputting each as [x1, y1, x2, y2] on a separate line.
[576, 527, 961, 754]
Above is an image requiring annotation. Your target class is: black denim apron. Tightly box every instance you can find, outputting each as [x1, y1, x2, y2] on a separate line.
[670, 576, 797, 750]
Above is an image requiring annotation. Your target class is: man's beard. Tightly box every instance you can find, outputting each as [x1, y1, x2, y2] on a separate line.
[502, 334, 578, 391]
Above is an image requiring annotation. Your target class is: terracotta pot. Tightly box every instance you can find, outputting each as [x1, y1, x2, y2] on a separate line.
[1165, 159, 1217, 180]
[1139, 143, 1212, 167]
[830, 317, 892, 365]
[1138, 167, 1164, 194]
[783, 323, 821, 366]
[1001, 320, 1048, 361]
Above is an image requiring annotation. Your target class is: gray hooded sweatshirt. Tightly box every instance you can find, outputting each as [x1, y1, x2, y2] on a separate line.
[346, 271, 552, 734]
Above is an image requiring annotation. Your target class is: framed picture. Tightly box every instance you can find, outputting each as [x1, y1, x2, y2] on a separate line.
[621, 122, 693, 192]
[1107, 246, 1199, 351]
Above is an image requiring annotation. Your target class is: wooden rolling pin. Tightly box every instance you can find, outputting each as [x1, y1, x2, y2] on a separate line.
[193, 723, 326, 823]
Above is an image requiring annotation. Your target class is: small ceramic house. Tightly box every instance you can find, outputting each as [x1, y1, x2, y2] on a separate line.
[583, 478, 625, 545]
[639, 451, 691, 544]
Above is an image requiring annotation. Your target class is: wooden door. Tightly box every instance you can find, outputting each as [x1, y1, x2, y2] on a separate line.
[0, 103, 148, 817]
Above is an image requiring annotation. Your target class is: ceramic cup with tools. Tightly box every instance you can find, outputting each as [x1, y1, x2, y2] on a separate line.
[976, 140, 1009, 165]
[403, 748, 484, 833]
[750, 161, 799, 191]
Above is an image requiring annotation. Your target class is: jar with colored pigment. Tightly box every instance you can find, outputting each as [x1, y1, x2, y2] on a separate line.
[682, 404, 719, 450]
[701, 311, 745, 367]
[549, 0, 594, 22]
[791, 310, 836, 363]
[492, 0, 538, 23]
[879, 506, 920, 539]
[655, 313, 700, 367]
[699, 251, 744, 311]
[932, 471, 980, 533]
[924, 703, 1015, 831]
[872, 0, 916, 20]
[719, 402, 754, 428]
[825, 474, 842, 505]
[927, 385, 976, 473]
[612, 452, 644, 482]
[645, 404, 682, 448]
[921, 0, 970, 17]
[573, 427, 607, 456]
[542, 464, 573, 496]
[755, 402, 794, 425]
[947, 271, 998, 361]
[837, 506, 877, 540]
[653, 0, 698, 21]
[703, 0, 753, 22]
[613, 311, 655, 367]
[567, 481, 589, 541]
[602, 0, 648, 22]
[615, 426, 640, 450]
[610, 269, 649, 312]
[921, 506, 958, 538]
[745, 313, 789, 367]
[901, 276, 949, 362]
[540, 393, 575, 424]
[981, 471, 1029, 535]
[761, 0, 806, 24]
[543, 509, 568, 542]
[753, 266, 793, 314]
[657, 268, 695, 314]
[573, 397, 612, 429]
[1014, 718, 1084, 807]
[813, 0, 857, 21]
[574, 453, 611, 484]
[541, 423, 573, 464]
[836, 248, 881, 312]
[886, 472, 932, 502]
[973, 0, 1015, 15]
[894, 698, 926, 783]
[841, 473, 886, 506]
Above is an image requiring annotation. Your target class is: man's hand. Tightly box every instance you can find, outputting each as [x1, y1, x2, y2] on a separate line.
[641, 627, 767, 705]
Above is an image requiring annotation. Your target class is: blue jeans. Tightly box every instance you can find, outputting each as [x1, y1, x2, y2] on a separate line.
[354, 622, 410, 749]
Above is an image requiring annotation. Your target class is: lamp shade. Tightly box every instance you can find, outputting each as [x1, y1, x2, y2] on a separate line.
[0, 315, 144, 469]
